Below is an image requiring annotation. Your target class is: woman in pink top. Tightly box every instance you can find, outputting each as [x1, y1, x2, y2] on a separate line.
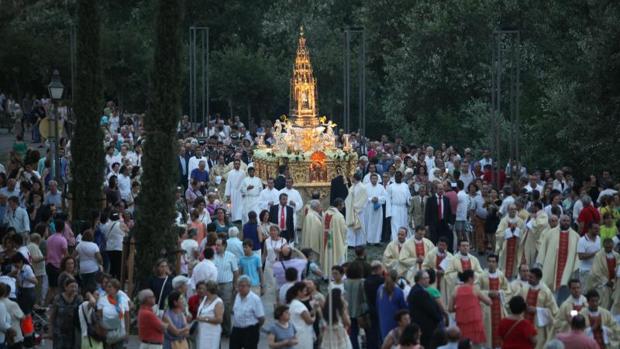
[450, 269, 491, 345]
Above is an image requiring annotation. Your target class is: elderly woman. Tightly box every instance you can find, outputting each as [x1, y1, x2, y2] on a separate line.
[266, 305, 298, 349]
[163, 291, 190, 349]
[97, 278, 130, 349]
[230, 275, 265, 349]
[195, 280, 223, 349]
[78, 290, 103, 349]
[49, 278, 83, 349]
[171, 275, 191, 319]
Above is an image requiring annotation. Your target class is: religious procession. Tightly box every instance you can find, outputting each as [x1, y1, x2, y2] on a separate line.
[1, 2, 620, 349]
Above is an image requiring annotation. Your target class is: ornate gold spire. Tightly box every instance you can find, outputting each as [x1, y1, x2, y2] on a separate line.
[290, 26, 319, 127]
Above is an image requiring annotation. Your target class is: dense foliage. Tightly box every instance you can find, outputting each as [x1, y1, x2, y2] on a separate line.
[70, 0, 104, 221]
[133, 0, 185, 283]
[1, 0, 619, 176]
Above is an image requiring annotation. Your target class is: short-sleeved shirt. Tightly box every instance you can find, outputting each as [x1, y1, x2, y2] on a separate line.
[138, 305, 164, 344]
[46, 233, 68, 268]
[18, 265, 36, 288]
[265, 321, 297, 349]
[239, 254, 262, 286]
[498, 318, 537, 349]
[76, 241, 100, 274]
[577, 235, 600, 271]
[27, 243, 45, 277]
[232, 291, 264, 328]
[213, 251, 238, 283]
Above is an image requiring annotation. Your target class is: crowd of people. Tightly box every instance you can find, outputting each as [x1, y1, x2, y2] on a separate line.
[0, 95, 619, 349]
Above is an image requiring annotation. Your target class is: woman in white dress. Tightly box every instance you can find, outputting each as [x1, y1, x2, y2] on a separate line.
[195, 280, 224, 348]
[321, 288, 352, 349]
[287, 282, 316, 349]
[263, 225, 287, 290]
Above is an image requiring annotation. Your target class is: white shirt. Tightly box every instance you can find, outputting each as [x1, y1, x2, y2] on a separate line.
[102, 220, 125, 251]
[232, 291, 265, 327]
[265, 237, 287, 264]
[577, 235, 601, 271]
[456, 190, 470, 221]
[117, 174, 131, 200]
[279, 282, 295, 305]
[190, 259, 218, 288]
[524, 183, 543, 193]
[258, 187, 280, 211]
[76, 241, 100, 274]
[572, 200, 584, 220]
[499, 195, 515, 217]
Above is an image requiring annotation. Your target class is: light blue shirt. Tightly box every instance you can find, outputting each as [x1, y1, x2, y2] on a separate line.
[4, 206, 30, 234]
[227, 237, 244, 260]
[239, 255, 261, 286]
[437, 342, 459, 349]
[214, 251, 238, 283]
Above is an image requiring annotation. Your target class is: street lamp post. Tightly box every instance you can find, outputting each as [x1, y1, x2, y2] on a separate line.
[48, 69, 64, 182]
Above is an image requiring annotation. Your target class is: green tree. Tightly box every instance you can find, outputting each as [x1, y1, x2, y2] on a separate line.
[133, 0, 185, 283]
[71, 0, 104, 221]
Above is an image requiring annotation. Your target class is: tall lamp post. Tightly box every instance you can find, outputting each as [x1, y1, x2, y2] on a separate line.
[48, 69, 64, 182]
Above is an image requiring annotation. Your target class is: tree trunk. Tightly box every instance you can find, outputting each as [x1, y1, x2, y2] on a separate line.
[134, 0, 185, 285]
[71, 0, 104, 222]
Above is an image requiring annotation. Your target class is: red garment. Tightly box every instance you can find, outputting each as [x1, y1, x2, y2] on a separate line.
[461, 258, 471, 271]
[415, 241, 425, 270]
[578, 206, 601, 235]
[454, 284, 486, 344]
[556, 330, 600, 349]
[489, 277, 502, 348]
[505, 237, 517, 279]
[188, 294, 203, 319]
[524, 288, 539, 322]
[607, 256, 616, 281]
[436, 254, 446, 291]
[556, 231, 570, 290]
[588, 314, 605, 349]
[498, 318, 537, 349]
[445, 190, 458, 215]
[138, 305, 164, 344]
[573, 303, 584, 312]
[280, 206, 286, 230]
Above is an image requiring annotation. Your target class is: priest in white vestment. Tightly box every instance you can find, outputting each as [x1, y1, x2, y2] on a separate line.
[495, 204, 526, 280]
[364, 173, 388, 244]
[422, 238, 453, 306]
[345, 173, 368, 247]
[258, 178, 280, 212]
[580, 289, 620, 349]
[443, 240, 483, 299]
[536, 215, 580, 294]
[480, 254, 512, 349]
[522, 202, 549, 266]
[224, 159, 246, 222]
[400, 226, 435, 282]
[279, 177, 304, 231]
[520, 267, 558, 349]
[387, 171, 411, 240]
[383, 227, 408, 276]
[321, 199, 348, 275]
[240, 165, 263, 224]
[301, 200, 324, 262]
[587, 238, 620, 309]
[554, 279, 587, 335]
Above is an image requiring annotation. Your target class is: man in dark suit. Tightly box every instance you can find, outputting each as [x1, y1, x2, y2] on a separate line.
[330, 165, 349, 207]
[178, 147, 189, 189]
[274, 165, 287, 190]
[269, 193, 295, 242]
[425, 182, 455, 251]
[408, 270, 442, 348]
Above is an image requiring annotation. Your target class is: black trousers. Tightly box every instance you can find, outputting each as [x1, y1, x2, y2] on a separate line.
[107, 250, 122, 280]
[230, 324, 260, 349]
